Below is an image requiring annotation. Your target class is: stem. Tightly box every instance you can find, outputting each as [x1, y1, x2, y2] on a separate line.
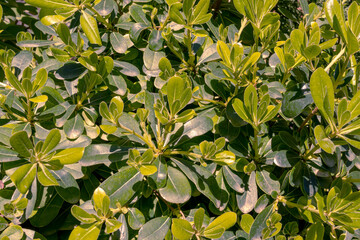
[303, 144, 320, 160]
[334, 56, 350, 89]
[163, 150, 202, 159]
[331, 224, 338, 240]
[325, 48, 346, 73]
[185, 28, 195, 67]
[281, 69, 290, 85]
[1, 105, 27, 122]
[277, 196, 325, 216]
[26, 98, 33, 123]
[166, 40, 189, 66]
[253, 128, 259, 161]
[154, 191, 183, 218]
[298, 107, 318, 132]
[193, 96, 226, 107]
[117, 122, 157, 152]
[159, 14, 170, 31]
[350, 55, 359, 94]
[234, 18, 248, 43]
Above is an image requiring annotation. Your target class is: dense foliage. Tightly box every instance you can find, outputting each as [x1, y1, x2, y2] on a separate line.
[0, 0, 360, 239]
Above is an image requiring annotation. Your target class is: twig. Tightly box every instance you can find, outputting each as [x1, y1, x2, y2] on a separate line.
[298, 107, 318, 132]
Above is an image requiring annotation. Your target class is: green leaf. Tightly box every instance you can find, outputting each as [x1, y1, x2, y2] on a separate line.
[190, 0, 212, 24]
[194, 208, 205, 231]
[114, 60, 140, 77]
[71, 205, 97, 224]
[338, 135, 360, 149]
[310, 67, 335, 127]
[158, 166, 191, 204]
[314, 125, 335, 153]
[217, 41, 231, 66]
[167, 76, 186, 109]
[174, 116, 213, 145]
[0, 225, 23, 240]
[260, 12, 280, 28]
[223, 166, 244, 193]
[305, 223, 324, 240]
[129, 4, 151, 25]
[204, 212, 237, 238]
[80, 11, 102, 45]
[314, 192, 327, 222]
[105, 219, 122, 234]
[53, 169, 80, 203]
[110, 32, 128, 54]
[99, 166, 143, 207]
[149, 30, 164, 51]
[240, 214, 254, 234]
[51, 147, 85, 165]
[17, 40, 55, 47]
[32, 68, 48, 92]
[93, 187, 109, 215]
[303, 45, 321, 60]
[109, 96, 124, 119]
[0, 146, 20, 162]
[290, 29, 305, 54]
[5, 68, 24, 93]
[25, 0, 75, 10]
[37, 164, 59, 186]
[255, 170, 280, 195]
[325, 0, 347, 41]
[213, 151, 236, 165]
[260, 104, 281, 123]
[10, 132, 33, 158]
[171, 219, 195, 240]
[127, 207, 145, 230]
[237, 171, 258, 213]
[80, 144, 129, 166]
[10, 164, 36, 194]
[12, 51, 33, 71]
[139, 165, 157, 175]
[41, 129, 61, 154]
[173, 158, 228, 210]
[281, 88, 313, 118]
[169, 3, 186, 25]
[319, 38, 338, 50]
[249, 205, 274, 239]
[69, 223, 102, 240]
[41, 15, 66, 25]
[347, 86, 360, 121]
[232, 98, 252, 123]
[64, 114, 84, 139]
[56, 23, 73, 46]
[138, 217, 171, 240]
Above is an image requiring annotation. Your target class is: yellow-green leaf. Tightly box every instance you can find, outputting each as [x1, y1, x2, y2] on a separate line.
[41, 15, 66, 26]
[80, 11, 102, 45]
[30, 95, 48, 103]
[139, 165, 157, 175]
[51, 147, 85, 165]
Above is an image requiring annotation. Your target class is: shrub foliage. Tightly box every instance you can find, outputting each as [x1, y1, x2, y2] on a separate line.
[0, 0, 360, 239]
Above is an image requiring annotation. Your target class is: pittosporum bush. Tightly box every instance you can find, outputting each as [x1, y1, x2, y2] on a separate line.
[0, 0, 360, 239]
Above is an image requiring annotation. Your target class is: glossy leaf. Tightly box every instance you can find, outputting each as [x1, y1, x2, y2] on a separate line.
[138, 217, 171, 240]
[80, 11, 102, 45]
[159, 166, 191, 204]
[99, 166, 143, 207]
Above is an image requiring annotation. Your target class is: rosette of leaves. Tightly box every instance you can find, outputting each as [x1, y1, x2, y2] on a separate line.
[70, 188, 122, 240]
[2, 129, 84, 194]
[171, 209, 237, 239]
